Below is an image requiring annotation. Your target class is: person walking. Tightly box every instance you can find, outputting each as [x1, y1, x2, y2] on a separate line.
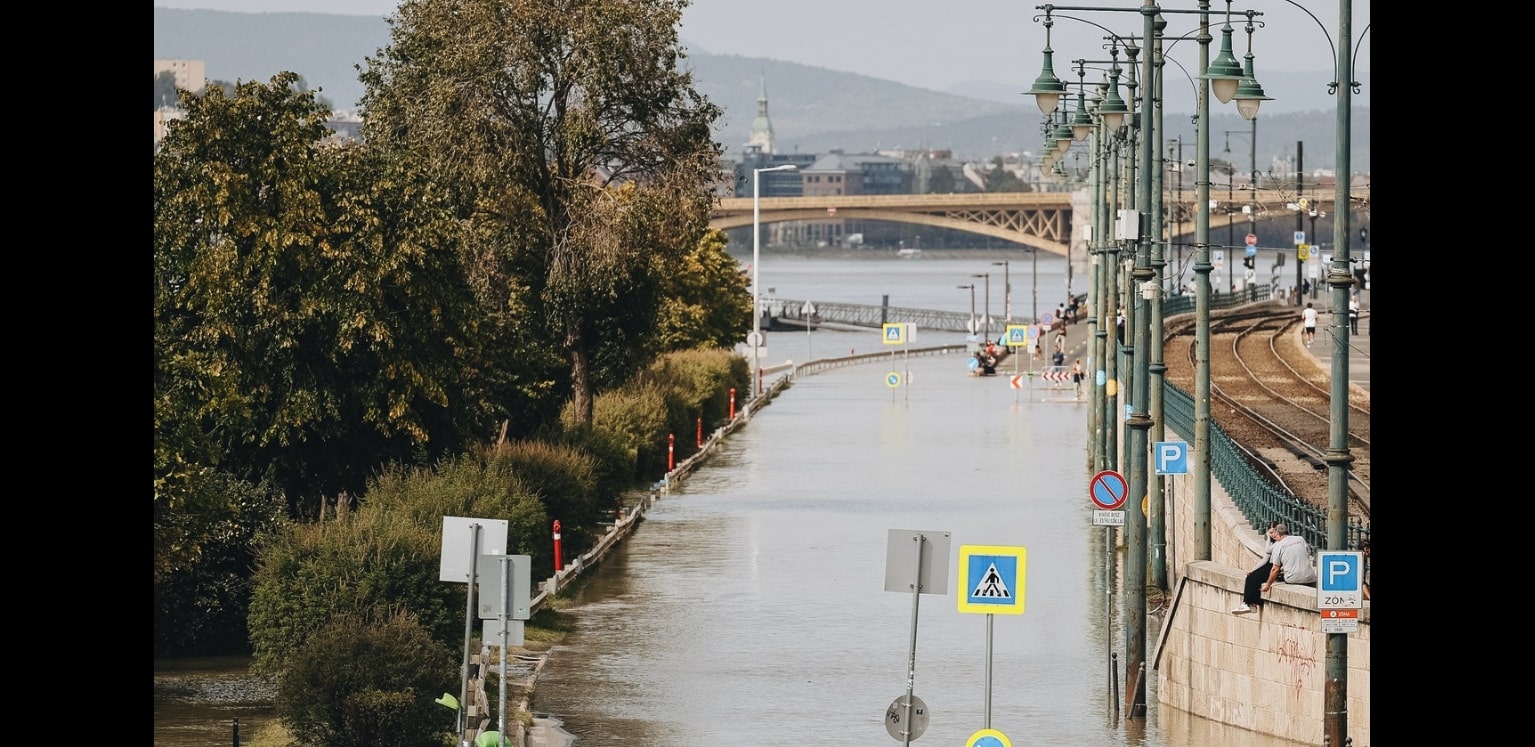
[1301, 302, 1318, 345]
[1070, 359, 1085, 399]
[1348, 295, 1361, 335]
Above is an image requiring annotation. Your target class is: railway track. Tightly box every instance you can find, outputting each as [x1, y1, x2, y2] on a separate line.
[1162, 307, 1370, 522]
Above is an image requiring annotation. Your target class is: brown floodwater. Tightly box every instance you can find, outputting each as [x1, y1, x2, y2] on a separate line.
[153, 656, 275, 747]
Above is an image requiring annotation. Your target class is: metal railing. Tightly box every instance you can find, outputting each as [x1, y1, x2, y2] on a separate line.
[1159, 347, 1369, 550]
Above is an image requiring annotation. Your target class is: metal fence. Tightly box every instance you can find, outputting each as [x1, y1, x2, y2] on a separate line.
[1160, 352, 1370, 551]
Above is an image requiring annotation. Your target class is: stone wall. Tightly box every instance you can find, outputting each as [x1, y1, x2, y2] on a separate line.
[1157, 475, 1371, 745]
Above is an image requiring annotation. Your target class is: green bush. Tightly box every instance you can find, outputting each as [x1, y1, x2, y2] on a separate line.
[274, 609, 456, 747]
[364, 456, 551, 573]
[579, 381, 670, 480]
[484, 440, 603, 563]
[247, 502, 459, 674]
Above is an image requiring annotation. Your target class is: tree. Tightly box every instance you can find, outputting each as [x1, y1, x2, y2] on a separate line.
[154, 71, 479, 521]
[652, 228, 752, 352]
[154, 70, 178, 109]
[359, 0, 724, 427]
[985, 156, 1029, 193]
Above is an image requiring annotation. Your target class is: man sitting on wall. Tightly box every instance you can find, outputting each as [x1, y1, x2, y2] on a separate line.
[1233, 522, 1316, 614]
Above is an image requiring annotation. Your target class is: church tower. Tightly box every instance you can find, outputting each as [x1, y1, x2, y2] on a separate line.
[747, 73, 776, 155]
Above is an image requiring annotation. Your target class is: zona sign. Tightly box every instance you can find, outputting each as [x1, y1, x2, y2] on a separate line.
[1089, 470, 1128, 510]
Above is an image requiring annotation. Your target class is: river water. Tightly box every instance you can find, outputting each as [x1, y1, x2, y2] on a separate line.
[153, 250, 1311, 747]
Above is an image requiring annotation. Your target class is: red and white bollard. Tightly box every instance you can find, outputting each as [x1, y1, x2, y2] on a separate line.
[729, 388, 736, 420]
[552, 519, 563, 572]
[668, 433, 675, 472]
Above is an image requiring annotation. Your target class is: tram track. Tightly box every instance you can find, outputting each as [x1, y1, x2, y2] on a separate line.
[1162, 306, 1370, 521]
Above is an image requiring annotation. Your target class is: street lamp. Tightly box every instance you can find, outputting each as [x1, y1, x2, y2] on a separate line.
[957, 284, 977, 335]
[991, 260, 1011, 323]
[1223, 125, 1257, 293]
[971, 273, 991, 341]
[751, 164, 798, 396]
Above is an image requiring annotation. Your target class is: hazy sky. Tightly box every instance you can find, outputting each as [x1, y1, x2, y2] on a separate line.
[154, 1, 1370, 92]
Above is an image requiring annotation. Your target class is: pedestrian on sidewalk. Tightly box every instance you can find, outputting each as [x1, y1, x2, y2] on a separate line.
[1301, 302, 1318, 345]
[1348, 296, 1360, 335]
[1070, 359, 1085, 399]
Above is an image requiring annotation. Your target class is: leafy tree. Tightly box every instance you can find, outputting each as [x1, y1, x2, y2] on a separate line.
[154, 70, 178, 109]
[652, 228, 752, 352]
[358, 0, 724, 428]
[154, 71, 480, 520]
[153, 472, 287, 656]
[928, 165, 956, 194]
[985, 156, 1029, 193]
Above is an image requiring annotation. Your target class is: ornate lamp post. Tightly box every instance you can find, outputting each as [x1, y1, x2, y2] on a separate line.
[992, 260, 1012, 323]
[751, 164, 797, 396]
[971, 273, 991, 340]
[957, 284, 977, 334]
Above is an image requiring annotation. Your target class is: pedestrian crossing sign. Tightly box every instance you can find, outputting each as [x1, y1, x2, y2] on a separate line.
[957, 545, 1026, 615]
[1005, 325, 1029, 347]
[882, 323, 906, 345]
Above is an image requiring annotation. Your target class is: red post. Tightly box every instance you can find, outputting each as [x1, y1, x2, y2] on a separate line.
[668, 433, 675, 471]
[615, 497, 623, 522]
[552, 519, 563, 572]
[729, 388, 736, 419]
[697, 417, 703, 447]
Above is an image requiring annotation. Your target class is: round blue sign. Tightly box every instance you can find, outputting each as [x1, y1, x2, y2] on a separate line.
[1090, 470, 1128, 510]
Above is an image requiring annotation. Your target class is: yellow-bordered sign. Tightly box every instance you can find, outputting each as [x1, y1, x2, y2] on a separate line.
[957, 545, 1026, 615]
[882, 323, 906, 345]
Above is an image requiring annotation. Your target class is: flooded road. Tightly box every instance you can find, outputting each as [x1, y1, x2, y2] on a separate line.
[529, 331, 1310, 746]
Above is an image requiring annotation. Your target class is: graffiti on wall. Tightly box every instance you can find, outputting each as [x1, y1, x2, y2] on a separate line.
[1270, 624, 1318, 698]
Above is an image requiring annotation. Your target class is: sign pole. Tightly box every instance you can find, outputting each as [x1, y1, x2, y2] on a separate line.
[458, 524, 481, 746]
[984, 614, 995, 729]
[902, 533, 924, 747]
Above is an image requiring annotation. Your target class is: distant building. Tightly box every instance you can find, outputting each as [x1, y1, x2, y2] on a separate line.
[154, 59, 206, 95]
[747, 74, 776, 155]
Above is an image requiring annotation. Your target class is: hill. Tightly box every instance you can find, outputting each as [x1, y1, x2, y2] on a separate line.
[152, 8, 1367, 169]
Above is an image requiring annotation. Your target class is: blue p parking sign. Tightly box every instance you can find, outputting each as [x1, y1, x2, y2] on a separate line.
[1317, 551, 1364, 609]
[1153, 441, 1188, 475]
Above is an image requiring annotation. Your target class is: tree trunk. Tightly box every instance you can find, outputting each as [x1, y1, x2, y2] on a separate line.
[566, 327, 594, 426]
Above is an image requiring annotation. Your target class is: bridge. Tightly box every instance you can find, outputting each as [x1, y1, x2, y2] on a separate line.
[765, 286, 1275, 333]
[711, 188, 1359, 256]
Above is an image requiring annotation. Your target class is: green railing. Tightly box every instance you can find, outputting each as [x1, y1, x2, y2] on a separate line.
[1162, 377, 1370, 550]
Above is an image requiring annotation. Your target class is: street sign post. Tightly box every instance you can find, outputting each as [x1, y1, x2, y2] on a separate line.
[1090, 469, 1128, 526]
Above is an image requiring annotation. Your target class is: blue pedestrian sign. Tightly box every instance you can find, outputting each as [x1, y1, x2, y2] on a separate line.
[957, 545, 1026, 615]
[1005, 324, 1029, 346]
[1154, 441, 1189, 475]
[1316, 551, 1364, 609]
[882, 323, 906, 345]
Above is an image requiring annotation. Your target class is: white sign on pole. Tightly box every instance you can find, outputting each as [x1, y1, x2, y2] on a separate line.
[478, 554, 533, 620]
[482, 619, 526, 647]
[439, 516, 510, 582]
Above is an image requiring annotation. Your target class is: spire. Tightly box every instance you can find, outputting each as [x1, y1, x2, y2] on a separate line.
[748, 71, 776, 155]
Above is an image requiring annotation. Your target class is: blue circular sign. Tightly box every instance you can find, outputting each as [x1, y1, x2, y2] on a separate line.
[1090, 470, 1128, 510]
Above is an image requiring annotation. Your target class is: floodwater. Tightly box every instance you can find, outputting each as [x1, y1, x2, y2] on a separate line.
[153, 656, 274, 746]
[153, 251, 1315, 747]
[529, 249, 1312, 747]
